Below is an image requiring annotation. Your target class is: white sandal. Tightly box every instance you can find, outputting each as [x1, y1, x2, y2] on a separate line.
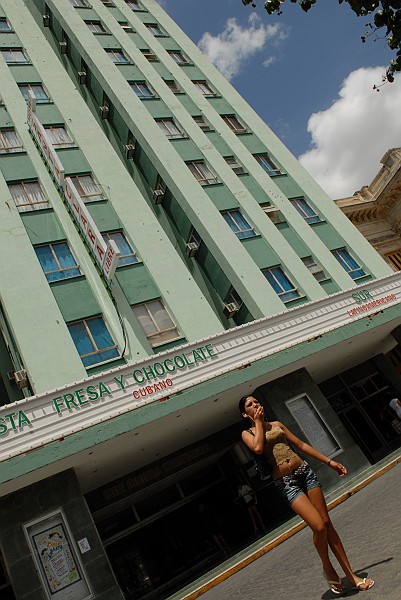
[353, 577, 375, 591]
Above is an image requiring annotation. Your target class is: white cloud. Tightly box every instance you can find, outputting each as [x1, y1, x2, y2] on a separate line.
[299, 67, 401, 199]
[198, 14, 287, 80]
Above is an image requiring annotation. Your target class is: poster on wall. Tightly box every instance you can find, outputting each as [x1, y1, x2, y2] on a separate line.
[286, 394, 341, 457]
[24, 512, 92, 600]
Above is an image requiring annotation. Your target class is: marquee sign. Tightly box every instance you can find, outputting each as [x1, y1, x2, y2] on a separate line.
[1, 272, 401, 462]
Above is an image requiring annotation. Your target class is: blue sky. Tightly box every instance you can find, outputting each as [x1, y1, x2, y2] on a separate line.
[158, 0, 401, 199]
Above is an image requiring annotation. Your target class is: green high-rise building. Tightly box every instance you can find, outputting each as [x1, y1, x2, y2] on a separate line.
[0, 1, 400, 598]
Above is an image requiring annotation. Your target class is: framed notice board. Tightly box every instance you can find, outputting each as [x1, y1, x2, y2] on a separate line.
[24, 510, 92, 600]
[286, 394, 341, 457]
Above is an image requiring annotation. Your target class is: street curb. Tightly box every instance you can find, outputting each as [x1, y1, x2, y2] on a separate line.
[181, 454, 401, 600]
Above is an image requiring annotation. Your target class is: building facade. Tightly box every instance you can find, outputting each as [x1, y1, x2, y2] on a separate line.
[1, 2, 401, 599]
[336, 148, 401, 272]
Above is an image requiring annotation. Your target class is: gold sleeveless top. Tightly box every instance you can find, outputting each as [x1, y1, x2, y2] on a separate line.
[264, 426, 298, 468]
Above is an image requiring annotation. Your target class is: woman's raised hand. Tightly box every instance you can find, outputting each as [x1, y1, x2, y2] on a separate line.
[254, 405, 265, 422]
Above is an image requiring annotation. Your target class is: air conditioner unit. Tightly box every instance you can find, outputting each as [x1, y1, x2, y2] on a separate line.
[152, 189, 165, 205]
[43, 14, 50, 27]
[13, 369, 28, 389]
[223, 302, 239, 319]
[185, 242, 199, 258]
[100, 105, 110, 120]
[59, 40, 67, 55]
[124, 143, 135, 159]
[78, 70, 87, 85]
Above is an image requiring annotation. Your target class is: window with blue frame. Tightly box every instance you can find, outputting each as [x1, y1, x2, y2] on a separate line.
[0, 18, 12, 32]
[1, 49, 29, 63]
[262, 266, 300, 302]
[106, 49, 130, 64]
[34, 242, 80, 282]
[130, 81, 154, 98]
[145, 23, 165, 36]
[18, 83, 49, 104]
[102, 231, 139, 266]
[290, 197, 321, 224]
[254, 153, 280, 176]
[222, 210, 256, 239]
[68, 317, 119, 367]
[331, 248, 366, 279]
[126, 0, 143, 10]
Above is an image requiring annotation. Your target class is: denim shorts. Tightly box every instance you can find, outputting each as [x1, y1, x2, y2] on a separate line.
[273, 462, 322, 506]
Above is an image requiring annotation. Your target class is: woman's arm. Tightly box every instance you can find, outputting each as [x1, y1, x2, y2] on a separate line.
[241, 406, 265, 454]
[278, 421, 347, 477]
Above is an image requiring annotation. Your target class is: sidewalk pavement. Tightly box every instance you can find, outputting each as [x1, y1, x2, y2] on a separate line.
[170, 451, 401, 600]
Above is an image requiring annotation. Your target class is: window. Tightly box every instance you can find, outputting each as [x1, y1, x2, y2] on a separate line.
[0, 18, 12, 32]
[102, 231, 139, 266]
[120, 22, 134, 33]
[193, 115, 210, 130]
[132, 300, 180, 347]
[1, 49, 29, 64]
[35, 242, 80, 282]
[86, 21, 107, 33]
[302, 256, 326, 282]
[290, 197, 321, 224]
[225, 157, 244, 175]
[222, 210, 255, 240]
[68, 316, 119, 367]
[106, 49, 130, 64]
[145, 24, 164, 36]
[70, 174, 104, 202]
[222, 115, 246, 133]
[164, 80, 180, 93]
[332, 248, 366, 280]
[262, 266, 300, 302]
[129, 81, 154, 98]
[8, 180, 49, 212]
[69, 0, 89, 6]
[225, 287, 243, 311]
[0, 129, 24, 153]
[254, 153, 281, 176]
[156, 118, 184, 138]
[19, 83, 49, 103]
[193, 81, 215, 96]
[168, 50, 188, 64]
[141, 49, 157, 61]
[261, 203, 285, 224]
[385, 250, 401, 271]
[44, 126, 74, 148]
[187, 161, 218, 185]
[100, 0, 114, 5]
[126, 0, 142, 10]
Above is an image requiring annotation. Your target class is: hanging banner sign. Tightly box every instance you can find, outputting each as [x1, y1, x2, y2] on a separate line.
[64, 178, 120, 280]
[27, 94, 120, 282]
[27, 94, 65, 187]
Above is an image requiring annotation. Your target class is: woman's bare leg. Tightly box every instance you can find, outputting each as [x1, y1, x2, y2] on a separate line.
[290, 493, 345, 593]
[307, 487, 374, 590]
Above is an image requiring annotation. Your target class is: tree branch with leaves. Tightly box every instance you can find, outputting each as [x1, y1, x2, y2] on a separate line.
[242, 1, 401, 82]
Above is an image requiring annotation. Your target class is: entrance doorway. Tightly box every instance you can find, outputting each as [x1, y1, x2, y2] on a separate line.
[320, 361, 400, 463]
[92, 452, 288, 600]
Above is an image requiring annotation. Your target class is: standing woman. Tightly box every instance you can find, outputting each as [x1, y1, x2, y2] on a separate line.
[239, 395, 374, 595]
